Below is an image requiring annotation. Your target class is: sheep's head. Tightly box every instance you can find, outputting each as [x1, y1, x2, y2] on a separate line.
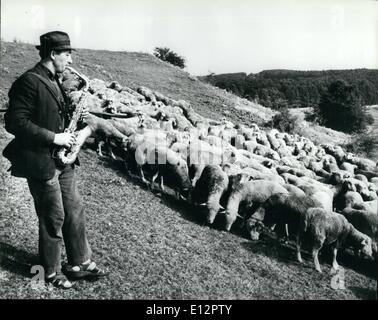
[329, 171, 343, 185]
[263, 159, 275, 169]
[119, 137, 130, 151]
[345, 152, 355, 162]
[357, 235, 373, 259]
[342, 179, 356, 192]
[229, 173, 249, 191]
[246, 214, 265, 241]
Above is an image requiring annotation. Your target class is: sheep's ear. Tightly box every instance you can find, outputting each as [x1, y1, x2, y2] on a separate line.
[361, 238, 370, 246]
[198, 202, 207, 207]
[239, 173, 249, 184]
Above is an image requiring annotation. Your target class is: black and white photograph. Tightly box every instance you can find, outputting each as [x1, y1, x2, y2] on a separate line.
[0, 0, 377, 305]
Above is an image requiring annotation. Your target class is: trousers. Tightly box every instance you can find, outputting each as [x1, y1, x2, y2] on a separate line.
[27, 165, 92, 275]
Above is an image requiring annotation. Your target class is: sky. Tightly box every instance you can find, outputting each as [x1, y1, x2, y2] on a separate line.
[1, 0, 377, 75]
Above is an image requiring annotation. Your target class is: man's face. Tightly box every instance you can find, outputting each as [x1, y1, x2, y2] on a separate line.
[52, 50, 72, 73]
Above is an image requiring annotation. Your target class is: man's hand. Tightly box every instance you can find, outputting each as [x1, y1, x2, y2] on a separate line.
[53, 132, 76, 147]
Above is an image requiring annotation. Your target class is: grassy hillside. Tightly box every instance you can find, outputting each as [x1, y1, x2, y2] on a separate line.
[0, 41, 376, 300]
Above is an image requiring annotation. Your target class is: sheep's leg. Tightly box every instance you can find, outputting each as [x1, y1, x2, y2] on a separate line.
[151, 171, 159, 191]
[191, 176, 199, 188]
[354, 248, 361, 259]
[296, 235, 303, 264]
[313, 248, 322, 273]
[108, 143, 116, 160]
[331, 247, 339, 271]
[282, 223, 289, 244]
[175, 189, 180, 200]
[139, 166, 149, 186]
[159, 175, 165, 191]
[97, 140, 104, 157]
[224, 213, 237, 232]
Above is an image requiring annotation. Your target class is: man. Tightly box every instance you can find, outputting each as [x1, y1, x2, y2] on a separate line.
[3, 31, 107, 289]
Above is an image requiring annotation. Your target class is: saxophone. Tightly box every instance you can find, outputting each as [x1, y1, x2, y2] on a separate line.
[55, 66, 93, 166]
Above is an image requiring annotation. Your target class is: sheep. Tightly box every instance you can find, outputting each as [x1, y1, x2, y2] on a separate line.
[200, 134, 226, 148]
[222, 162, 242, 176]
[280, 173, 333, 212]
[236, 149, 276, 166]
[277, 146, 295, 158]
[187, 143, 233, 187]
[191, 165, 229, 224]
[345, 154, 377, 171]
[321, 143, 347, 163]
[370, 177, 378, 191]
[147, 145, 192, 200]
[83, 115, 128, 158]
[243, 141, 280, 161]
[283, 133, 295, 146]
[340, 162, 358, 175]
[321, 154, 338, 166]
[69, 91, 105, 113]
[276, 165, 316, 179]
[259, 193, 322, 241]
[352, 200, 378, 215]
[88, 78, 108, 94]
[107, 80, 123, 92]
[255, 131, 272, 148]
[284, 184, 306, 197]
[266, 129, 283, 151]
[331, 146, 347, 164]
[334, 190, 364, 212]
[233, 152, 275, 175]
[341, 207, 378, 259]
[354, 173, 368, 183]
[238, 126, 258, 141]
[355, 168, 378, 180]
[219, 127, 238, 144]
[137, 86, 157, 105]
[279, 156, 306, 170]
[307, 159, 332, 179]
[208, 124, 224, 137]
[357, 184, 378, 201]
[241, 167, 285, 185]
[223, 174, 289, 231]
[233, 134, 246, 149]
[296, 208, 373, 272]
[322, 157, 341, 174]
[124, 131, 177, 182]
[367, 182, 378, 196]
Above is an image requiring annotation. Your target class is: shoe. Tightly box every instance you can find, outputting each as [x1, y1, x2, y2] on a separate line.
[45, 273, 74, 289]
[64, 261, 108, 280]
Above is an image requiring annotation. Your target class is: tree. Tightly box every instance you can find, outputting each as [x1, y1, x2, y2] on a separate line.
[268, 108, 298, 133]
[315, 79, 373, 133]
[153, 47, 186, 69]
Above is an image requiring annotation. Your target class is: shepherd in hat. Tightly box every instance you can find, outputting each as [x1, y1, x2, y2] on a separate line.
[3, 31, 108, 289]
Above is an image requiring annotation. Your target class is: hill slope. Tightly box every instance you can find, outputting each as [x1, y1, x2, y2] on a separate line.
[0, 41, 376, 300]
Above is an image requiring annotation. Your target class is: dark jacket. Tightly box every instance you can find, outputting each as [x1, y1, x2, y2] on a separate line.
[3, 62, 74, 180]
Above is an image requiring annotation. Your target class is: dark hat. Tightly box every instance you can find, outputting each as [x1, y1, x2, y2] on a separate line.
[35, 31, 75, 52]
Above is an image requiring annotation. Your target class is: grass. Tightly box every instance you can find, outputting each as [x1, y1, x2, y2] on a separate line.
[0, 41, 377, 300]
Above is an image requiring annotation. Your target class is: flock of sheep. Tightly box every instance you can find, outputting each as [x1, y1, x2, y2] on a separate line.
[62, 68, 378, 274]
